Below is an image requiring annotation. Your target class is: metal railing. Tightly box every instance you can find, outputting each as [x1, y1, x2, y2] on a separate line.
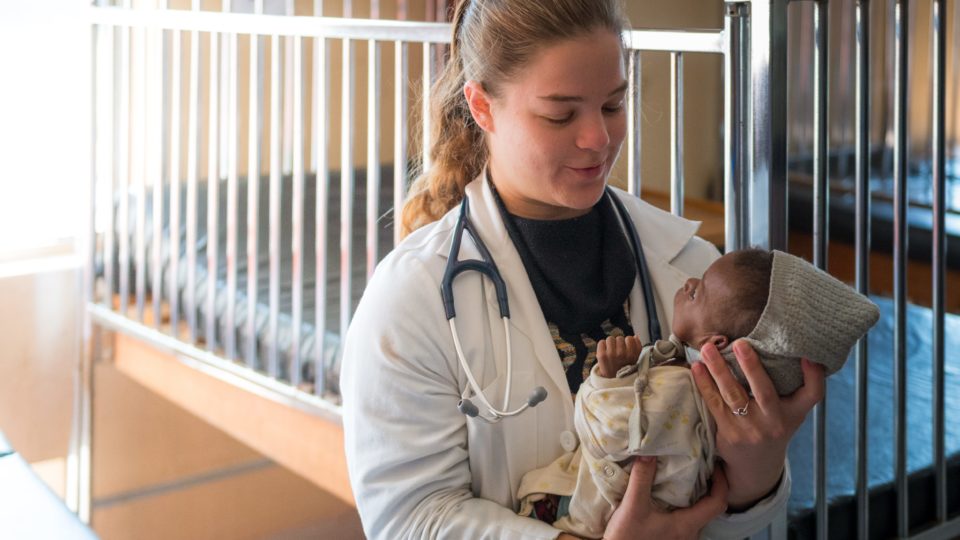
[73, 1, 959, 539]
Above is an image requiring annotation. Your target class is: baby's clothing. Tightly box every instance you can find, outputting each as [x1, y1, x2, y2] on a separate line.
[518, 336, 716, 539]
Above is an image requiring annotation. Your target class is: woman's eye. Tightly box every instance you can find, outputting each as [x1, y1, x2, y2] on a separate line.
[602, 102, 624, 114]
[545, 113, 574, 125]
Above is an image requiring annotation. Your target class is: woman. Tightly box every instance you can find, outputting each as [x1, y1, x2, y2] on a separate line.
[340, 1, 825, 538]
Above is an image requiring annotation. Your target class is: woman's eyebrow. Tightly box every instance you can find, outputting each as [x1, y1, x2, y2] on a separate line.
[537, 81, 629, 103]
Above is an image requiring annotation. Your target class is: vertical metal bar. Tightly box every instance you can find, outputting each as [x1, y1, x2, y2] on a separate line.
[853, 1, 871, 538]
[892, 1, 909, 536]
[366, 39, 381, 281]
[70, 18, 99, 523]
[247, 29, 262, 369]
[219, 2, 231, 182]
[670, 52, 684, 217]
[291, 36, 304, 386]
[314, 35, 330, 396]
[340, 37, 355, 351]
[118, 19, 130, 316]
[311, 0, 323, 172]
[206, 29, 220, 352]
[268, 33, 282, 378]
[185, 18, 201, 344]
[135, 25, 148, 322]
[743, 0, 789, 250]
[103, 23, 116, 308]
[421, 42, 433, 172]
[931, 0, 947, 525]
[169, 30, 182, 336]
[225, 30, 239, 360]
[626, 50, 641, 197]
[724, 2, 748, 253]
[812, 3, 829, 540]
[282, 0, 294, 175]
[393, 41, 408, 246]
[152, 26, 165, 330]
[309, 0, 326, 392]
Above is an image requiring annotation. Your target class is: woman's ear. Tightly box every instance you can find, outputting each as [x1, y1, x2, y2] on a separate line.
[464, 80, 494, 132]
[708, 335, 730, 350]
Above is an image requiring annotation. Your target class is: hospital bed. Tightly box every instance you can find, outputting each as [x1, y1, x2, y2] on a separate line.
[79, 1, 960, 538]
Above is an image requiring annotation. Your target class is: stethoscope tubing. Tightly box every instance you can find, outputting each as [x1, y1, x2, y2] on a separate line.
[444, 187, 659, 423]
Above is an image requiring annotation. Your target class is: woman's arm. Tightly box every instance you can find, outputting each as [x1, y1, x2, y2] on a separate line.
[691, 340, 824, 534]
[341, 258, 560, 540]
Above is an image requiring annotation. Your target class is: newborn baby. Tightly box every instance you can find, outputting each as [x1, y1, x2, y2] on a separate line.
[517, 249, 880, 539]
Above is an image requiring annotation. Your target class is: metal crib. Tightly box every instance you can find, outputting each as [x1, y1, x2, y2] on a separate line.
[75, 1, 959, 538]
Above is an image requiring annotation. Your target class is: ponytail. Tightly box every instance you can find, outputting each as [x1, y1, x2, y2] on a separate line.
[399, 0, 486, 238]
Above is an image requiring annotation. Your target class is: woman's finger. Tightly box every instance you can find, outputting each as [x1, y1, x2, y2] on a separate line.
[622, 456, 657, 510]
[691, 361, 733, 431]
[700, 343, 750, 412]
[675, 464, 729, 528]
[731, 340, 778, 411]
[784, 358, 825, 418]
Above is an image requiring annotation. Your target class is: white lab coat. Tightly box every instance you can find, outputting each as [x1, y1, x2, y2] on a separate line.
[340, 175, 791, 539]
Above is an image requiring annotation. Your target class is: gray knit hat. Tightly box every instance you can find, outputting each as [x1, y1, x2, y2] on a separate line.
[721, 250, 881, 396]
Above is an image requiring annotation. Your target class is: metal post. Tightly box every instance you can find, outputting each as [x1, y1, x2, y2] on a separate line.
[670, 52, 684, 217]
[627, 50, 642, 197]
[741, 0, 788, 250]
[853, 1, 871, 538]
[724, 2, 749, 253]
[811, 3, 829, 540]
[892, 1, 909, 536]
[930, 0, 947, 526]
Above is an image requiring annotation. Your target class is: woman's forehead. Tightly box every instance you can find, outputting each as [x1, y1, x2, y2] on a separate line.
[506, 30, 626, 99]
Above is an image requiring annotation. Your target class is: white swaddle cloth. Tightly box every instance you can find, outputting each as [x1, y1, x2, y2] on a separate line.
[518, 336, 716, 539]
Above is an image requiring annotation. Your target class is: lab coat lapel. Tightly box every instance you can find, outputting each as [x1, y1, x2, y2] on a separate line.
[610, 188, 702, 344]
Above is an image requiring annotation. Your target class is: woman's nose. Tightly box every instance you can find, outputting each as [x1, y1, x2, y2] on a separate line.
[683, 278, 698, 293]
[575, 113, 610, 151]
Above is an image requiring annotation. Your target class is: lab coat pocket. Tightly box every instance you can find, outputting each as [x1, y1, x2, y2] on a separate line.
[465, 370, 536, 501]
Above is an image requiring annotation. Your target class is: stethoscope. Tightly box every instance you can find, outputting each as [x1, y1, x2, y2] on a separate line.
[441, 187, 662, 423]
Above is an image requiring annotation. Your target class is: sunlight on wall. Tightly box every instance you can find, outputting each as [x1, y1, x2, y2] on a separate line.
[0, 1, 88, 256]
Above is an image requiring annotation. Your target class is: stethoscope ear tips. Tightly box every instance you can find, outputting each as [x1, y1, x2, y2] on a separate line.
[527, 386, 548, 407]
[458, 399, 480, 417]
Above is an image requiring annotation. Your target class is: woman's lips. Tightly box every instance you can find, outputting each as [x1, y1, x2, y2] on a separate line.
[568, 163, 604, 180]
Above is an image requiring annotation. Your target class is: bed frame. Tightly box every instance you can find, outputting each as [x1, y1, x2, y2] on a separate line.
[76, 1, 959, 539]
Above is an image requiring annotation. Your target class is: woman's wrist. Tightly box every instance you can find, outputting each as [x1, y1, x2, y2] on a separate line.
[722, 459, 785, 512]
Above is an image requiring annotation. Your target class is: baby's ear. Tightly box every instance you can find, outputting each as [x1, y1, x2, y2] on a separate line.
[708, 335, 730, 350]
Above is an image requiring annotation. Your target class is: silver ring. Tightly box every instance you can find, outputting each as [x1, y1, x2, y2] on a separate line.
[732, 402, 749, 416]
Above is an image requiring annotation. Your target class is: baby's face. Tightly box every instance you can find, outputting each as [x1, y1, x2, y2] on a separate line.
[671, 253, 741, 349]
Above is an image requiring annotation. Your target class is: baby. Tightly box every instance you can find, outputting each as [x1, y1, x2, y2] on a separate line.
[517, 249, 881, 539]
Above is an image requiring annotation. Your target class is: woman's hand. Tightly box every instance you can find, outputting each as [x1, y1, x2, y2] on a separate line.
[692, 340, 825, 510]
[600, 456, 728, 540]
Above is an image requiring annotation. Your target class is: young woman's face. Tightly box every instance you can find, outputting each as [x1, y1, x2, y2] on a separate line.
[478, 29, 627, 219]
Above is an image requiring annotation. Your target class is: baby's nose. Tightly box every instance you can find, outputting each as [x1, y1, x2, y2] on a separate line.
[683, 278, 698, 292]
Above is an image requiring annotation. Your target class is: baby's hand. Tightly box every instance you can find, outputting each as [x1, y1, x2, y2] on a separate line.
[596, 336, 643, 378]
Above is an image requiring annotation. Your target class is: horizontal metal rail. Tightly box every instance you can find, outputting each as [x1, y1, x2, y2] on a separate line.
[88, 7, 728, 55]
[89, 304, 343, 423]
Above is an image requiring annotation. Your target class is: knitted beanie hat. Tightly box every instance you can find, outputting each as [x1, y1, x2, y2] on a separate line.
[720, 250, 881, 396]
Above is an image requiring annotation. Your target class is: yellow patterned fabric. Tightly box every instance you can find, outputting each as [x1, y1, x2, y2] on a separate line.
[518, 336, 716, 539]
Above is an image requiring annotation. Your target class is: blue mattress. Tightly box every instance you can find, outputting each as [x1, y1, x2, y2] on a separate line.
[787, 296, 960, 535]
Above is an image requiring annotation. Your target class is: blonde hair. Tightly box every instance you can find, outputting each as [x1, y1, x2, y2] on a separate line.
[399, 0, 628, 238]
